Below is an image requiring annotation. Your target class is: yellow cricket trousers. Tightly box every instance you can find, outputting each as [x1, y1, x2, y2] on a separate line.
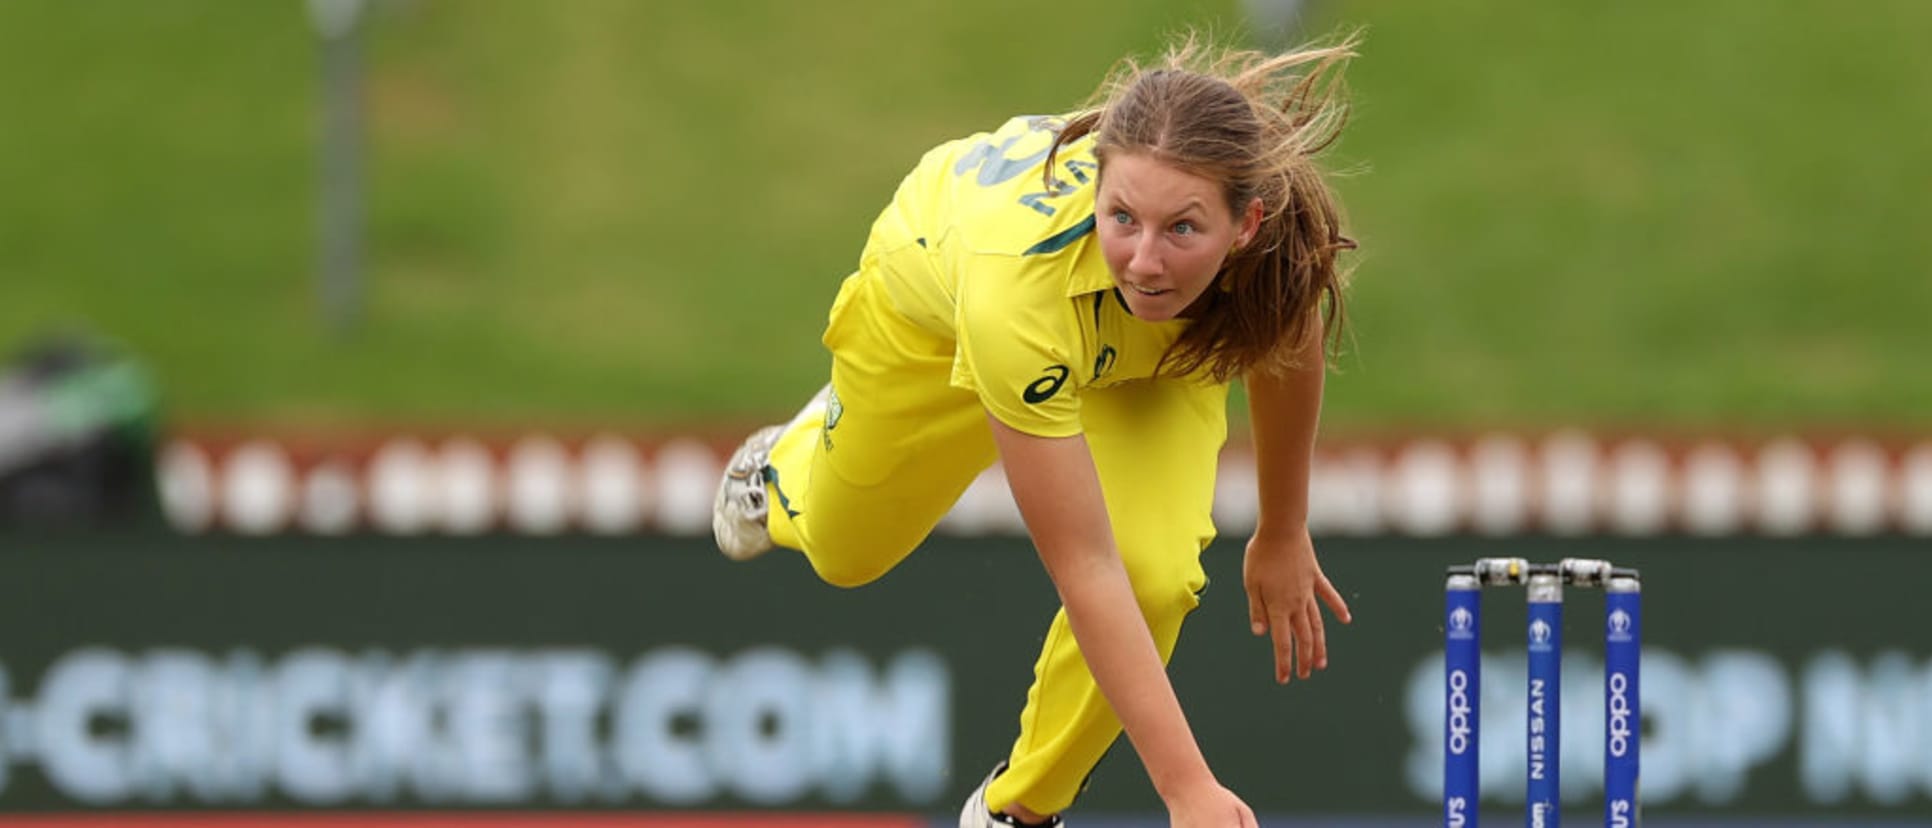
[763, 267, 1228, 815]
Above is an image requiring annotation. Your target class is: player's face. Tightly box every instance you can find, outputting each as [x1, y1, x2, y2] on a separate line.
[1096, 152, 1259, 321]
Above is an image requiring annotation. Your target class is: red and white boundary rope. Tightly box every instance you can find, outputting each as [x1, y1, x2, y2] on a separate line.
[157, 432, 1932, 537]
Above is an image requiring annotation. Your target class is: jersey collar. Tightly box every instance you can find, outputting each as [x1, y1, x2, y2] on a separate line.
[1063, 218, 1116, 298]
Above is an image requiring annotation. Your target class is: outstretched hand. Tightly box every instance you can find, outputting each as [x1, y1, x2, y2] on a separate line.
[1243, 529, 1352, 684]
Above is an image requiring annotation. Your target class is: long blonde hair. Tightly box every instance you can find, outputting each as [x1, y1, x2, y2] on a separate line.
[1047, 33, 1359, 381]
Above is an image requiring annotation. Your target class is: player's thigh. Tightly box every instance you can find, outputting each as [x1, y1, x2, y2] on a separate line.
[815, 267, 996, 494]
[789, 271, 997, 578]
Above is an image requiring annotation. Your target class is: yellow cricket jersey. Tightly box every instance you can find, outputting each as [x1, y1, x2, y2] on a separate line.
[858, 114, 1199, 438]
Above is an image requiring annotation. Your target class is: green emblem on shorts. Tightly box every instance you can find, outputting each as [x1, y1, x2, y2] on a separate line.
[822, 387, 843, 450]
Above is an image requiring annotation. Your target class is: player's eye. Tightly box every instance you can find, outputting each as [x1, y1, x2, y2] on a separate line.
[1171, 221, 1197, 236]
[1111, 210, 1133, 226]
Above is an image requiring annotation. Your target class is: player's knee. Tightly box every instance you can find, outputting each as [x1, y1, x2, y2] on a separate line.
[803, 543, 906, 589]
[809, 559, 889, 589]
[1124, 554, 1207, 618]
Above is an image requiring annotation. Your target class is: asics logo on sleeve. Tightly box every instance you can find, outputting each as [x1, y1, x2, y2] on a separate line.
[1022, 365, 1071, 404]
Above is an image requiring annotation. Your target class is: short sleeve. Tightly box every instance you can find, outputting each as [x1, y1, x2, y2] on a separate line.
[949, 259, 1083, 438]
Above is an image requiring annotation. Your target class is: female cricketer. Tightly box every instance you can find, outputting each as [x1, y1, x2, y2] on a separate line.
[711, 35, 1361, 828]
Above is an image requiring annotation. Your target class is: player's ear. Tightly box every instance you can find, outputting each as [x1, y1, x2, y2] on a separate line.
[1236, 197, 1263, 249]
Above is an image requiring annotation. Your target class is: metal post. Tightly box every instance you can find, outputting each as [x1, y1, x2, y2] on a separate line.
[1527, 571, 1562, 828]
[1445, 569, 1482, 827]
[310, 0, 368, 335]
[1604, 573, 1641, 827]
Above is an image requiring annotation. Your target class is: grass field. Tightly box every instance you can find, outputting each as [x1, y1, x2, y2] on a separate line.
[2, 0, 1928, 432]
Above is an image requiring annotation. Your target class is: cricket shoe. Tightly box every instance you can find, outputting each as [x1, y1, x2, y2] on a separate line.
[959, 763, 1063, 828]
[711, 384, 832, 562]
[711, 424, 784, 561]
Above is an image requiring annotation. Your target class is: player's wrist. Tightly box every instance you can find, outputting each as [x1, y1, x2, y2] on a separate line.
[1147, 757, 1218, 804]
[1249, 518, 1309, 545]
[1154, 770, 1226, 811]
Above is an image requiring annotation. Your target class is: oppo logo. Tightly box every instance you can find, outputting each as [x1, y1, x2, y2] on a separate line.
[1607, 671, 1634, 758]
[1447, 669, 1474, 755]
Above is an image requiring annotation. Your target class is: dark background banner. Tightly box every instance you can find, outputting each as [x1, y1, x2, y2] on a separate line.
[1, 533, 1927, 823]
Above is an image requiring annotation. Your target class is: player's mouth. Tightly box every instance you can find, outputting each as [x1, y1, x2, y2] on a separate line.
[1126, 282, 1171, 296]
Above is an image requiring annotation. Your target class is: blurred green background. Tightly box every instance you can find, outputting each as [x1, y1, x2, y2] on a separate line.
[2, 0, 1927, 433]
